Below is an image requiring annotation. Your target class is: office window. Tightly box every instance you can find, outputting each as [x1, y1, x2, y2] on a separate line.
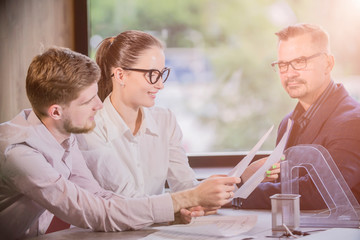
[88, 0, 360, 153]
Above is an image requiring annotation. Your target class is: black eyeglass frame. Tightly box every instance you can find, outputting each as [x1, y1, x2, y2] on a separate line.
[121, 67, 171, 84]
[271, 52, 326, 73]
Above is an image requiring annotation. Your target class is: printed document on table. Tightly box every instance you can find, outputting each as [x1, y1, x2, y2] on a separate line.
[232, 119, 293, 199]
[142, 215, 257, 239]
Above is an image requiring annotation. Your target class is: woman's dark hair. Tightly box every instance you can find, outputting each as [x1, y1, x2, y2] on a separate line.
[96, 30, 163, 101]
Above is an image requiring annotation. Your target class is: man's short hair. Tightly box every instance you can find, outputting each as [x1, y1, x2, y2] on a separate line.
[26, 47, 100, 118]
[275, 23, 330, 53]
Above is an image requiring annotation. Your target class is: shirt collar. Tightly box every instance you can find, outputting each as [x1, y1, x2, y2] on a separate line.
[292, 80, 337, 130]
[141, 107, 160, 137]
[102, 95, 160, 141]
[102, 95, 129, 141]
[27, 110, 73, 156]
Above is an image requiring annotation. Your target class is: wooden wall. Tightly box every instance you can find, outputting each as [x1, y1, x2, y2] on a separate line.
[0, 0, 75, 122]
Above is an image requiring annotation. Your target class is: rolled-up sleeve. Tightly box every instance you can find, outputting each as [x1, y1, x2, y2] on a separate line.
[166, 109, 199, 192]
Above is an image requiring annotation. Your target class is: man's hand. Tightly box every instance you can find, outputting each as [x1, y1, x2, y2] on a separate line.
[177, 206, 204, 224]
[263, 162, 280, 182]
[241, 156, 283, 183]
[179, 206, 219, 224]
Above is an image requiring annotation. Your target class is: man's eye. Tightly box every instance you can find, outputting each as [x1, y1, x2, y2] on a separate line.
[293, 58, 306, 65]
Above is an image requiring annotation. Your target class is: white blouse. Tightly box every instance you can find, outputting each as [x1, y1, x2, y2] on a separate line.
[78, 95, 198, 197]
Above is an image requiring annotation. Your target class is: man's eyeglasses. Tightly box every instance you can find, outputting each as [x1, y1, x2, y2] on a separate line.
[122, 67, 171, 84]
[271, 52, 326, 73]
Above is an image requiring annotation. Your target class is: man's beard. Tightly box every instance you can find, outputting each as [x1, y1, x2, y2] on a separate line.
[63, 118, 95, 134]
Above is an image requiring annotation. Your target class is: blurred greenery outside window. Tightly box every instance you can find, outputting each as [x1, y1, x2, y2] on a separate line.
[88, 0, 360, 153]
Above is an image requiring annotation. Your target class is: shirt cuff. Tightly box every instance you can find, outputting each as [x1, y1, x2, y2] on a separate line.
[150, 193, 174, 223]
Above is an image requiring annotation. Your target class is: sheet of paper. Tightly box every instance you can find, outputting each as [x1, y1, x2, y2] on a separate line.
[228, 125, 274, 177]
[140, 231, 219, 240]
[144, 215, 257, 239]
[234, 119, 293, 199]
[140, 231, 254, 240]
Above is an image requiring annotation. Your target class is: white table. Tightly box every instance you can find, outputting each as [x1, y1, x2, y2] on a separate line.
[29, 208, 360, 240]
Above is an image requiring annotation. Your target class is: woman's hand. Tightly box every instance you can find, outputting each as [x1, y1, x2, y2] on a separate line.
[263, 162, 280, 182]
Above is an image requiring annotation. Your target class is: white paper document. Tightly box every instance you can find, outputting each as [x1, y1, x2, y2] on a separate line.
[228, 125, 274, 178]
[141, 215, 257, 239]
[232, 119, 293, 199]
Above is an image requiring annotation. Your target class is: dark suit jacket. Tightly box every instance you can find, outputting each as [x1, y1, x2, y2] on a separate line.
[241, 83, 360, 209]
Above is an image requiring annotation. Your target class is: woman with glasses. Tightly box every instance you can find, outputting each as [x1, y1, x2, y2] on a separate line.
[78, 30, 201, 204]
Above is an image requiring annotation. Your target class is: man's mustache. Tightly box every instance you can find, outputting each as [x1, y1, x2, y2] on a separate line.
[285, 78, 306, 86]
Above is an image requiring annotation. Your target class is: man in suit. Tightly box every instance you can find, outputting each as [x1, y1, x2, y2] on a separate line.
[239, 23, 360, 209]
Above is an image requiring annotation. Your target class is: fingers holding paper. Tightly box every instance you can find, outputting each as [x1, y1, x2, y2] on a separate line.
[196, 176, 240, 206]
[263, 154, 285, 182]
[170, 176, 240, 214]
[241, 157, 268, 182]
[231, 120, 292, 199]
[263, 162, 280, 182]
[241, 155, 285, 183]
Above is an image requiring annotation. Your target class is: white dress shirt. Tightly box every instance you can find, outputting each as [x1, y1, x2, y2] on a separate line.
[78, 95, 198, 197]
[0, 109, 174, 239]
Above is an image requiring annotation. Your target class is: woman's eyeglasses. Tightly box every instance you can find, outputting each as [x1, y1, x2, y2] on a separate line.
[123, 67, 171, 84]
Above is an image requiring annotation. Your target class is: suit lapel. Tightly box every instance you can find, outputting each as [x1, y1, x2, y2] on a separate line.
[297, 85, 347, 144]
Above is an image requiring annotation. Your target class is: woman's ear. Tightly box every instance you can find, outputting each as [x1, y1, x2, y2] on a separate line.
[113, 67, 126, 86]
[47, 104, 63, 120]
[113, 68, 124, 80]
